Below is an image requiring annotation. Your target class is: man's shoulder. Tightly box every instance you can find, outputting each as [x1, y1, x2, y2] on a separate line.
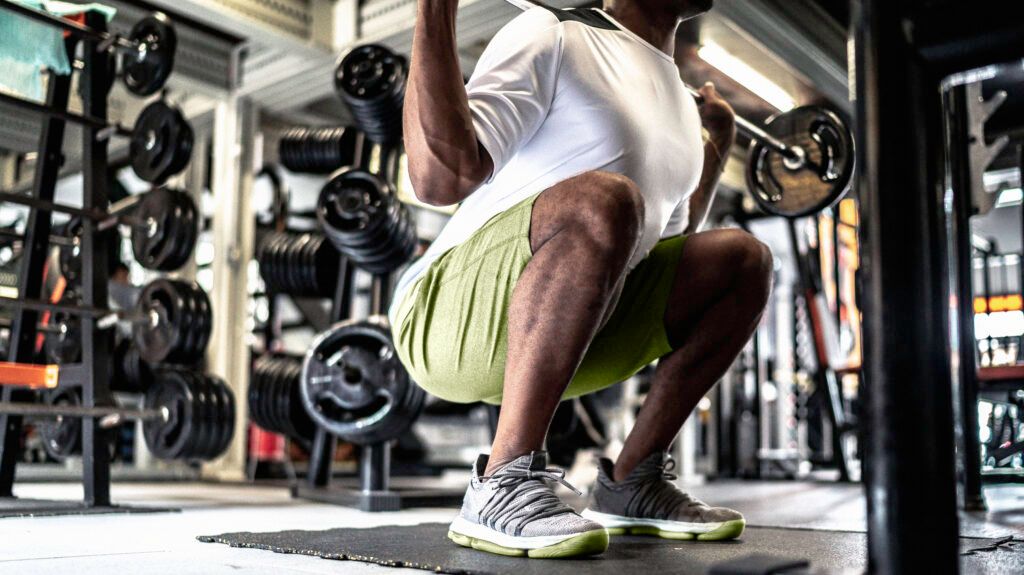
[508, 5, 617, 33]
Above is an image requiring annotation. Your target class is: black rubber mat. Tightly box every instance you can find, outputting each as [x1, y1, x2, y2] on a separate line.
[199, 523, 1024, 574]
[0, 497, 177, 518]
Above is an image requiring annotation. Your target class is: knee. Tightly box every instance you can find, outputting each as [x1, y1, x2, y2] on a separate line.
[572, 171, 645, 252]
[730, 230, 774, 308]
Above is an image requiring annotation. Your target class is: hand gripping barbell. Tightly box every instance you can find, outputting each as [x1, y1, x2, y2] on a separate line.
[0, 1, 177, 97]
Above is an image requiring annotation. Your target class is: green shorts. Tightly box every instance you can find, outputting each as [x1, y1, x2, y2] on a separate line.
[392, 194, 685, 405]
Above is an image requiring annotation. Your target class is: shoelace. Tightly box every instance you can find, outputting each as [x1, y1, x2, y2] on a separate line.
[477, 465, 582, 536]
[622, 455, 706, 520]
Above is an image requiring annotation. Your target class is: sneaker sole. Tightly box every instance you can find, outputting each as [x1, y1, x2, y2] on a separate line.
[581, 509, 745, 541]
[447, 524, 609, 558]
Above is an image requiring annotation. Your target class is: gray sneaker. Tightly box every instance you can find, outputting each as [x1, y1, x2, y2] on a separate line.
[581, 452, 745, 540]
[448, 451, 609, 558]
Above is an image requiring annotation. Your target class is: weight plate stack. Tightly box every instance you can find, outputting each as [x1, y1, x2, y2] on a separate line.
[335, 44, 406, 145]
[256, 231, 341, 297]
[122, 14, 177, 97]
[745, 105, 855, 218]
[279, 126, 360, 174]
[38, 387, 83, 462]
[133, 278, 212, 366]
[130, 101, 194, 186]
[130, 188, 199, 271]
[317, 168, 417, 275]
[112, 337, 154, 393]
[249, 355, 316, 443]
[300, 316, 424, 445]
[143, 369, 235, 461]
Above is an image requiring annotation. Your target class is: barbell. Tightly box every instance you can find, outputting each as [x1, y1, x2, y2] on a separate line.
[487, 0, 857, 218]
[0, 95, 193, 186]
[1, 187, 199, 273]
[0, 1, 177, 97]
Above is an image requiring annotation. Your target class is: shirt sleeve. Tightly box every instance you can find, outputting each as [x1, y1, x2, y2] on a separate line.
[466, 8, 565, 181]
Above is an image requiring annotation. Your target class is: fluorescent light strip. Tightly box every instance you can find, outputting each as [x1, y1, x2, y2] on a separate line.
[697, 41, 796, 112]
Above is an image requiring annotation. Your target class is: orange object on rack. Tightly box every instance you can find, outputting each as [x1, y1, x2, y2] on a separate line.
[0, 362, 59, 389]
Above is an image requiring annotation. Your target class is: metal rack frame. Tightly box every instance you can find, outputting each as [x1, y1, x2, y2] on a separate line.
[0, 10, 118, 509]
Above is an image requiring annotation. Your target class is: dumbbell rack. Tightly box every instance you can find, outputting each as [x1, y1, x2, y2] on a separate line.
[0, 10, 134, 512]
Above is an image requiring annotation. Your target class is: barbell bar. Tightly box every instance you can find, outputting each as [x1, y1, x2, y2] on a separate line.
[0, 401, 168, 429]
[0, 191, 144, 232]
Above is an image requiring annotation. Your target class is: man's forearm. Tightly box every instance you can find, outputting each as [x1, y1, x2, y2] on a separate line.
[684, 136, 731, 234]
[404, 0, 492, 206]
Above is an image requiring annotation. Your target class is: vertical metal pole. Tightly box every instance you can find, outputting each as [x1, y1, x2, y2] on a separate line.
[79, 12, 114, 506]
[360, 443, 390, 492]
[0, 37, 76, 498]
[206, 96, 258, 481]
[853, 1, 960, 572]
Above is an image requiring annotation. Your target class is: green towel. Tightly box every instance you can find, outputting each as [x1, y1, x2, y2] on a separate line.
[0, 1, 116, 99]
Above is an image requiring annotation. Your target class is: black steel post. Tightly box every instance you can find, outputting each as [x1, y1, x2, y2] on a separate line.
[360, 443, 390, 492]
[79, 11, 115, 507]
[853, 1, 960, 572]
[945, 85, 985, 510]
[0, 37, 76, 498]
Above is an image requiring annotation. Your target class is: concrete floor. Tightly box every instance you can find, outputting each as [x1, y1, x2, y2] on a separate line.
[1, 479, 1021, 574]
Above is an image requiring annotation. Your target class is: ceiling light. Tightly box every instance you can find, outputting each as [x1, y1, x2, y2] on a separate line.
[698, 41, 796, 112]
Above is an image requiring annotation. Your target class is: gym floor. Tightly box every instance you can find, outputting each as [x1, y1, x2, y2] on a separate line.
[2, 479, 1022, 574]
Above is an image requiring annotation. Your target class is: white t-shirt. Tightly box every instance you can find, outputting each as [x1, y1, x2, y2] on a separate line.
[390, 6, 705, 324]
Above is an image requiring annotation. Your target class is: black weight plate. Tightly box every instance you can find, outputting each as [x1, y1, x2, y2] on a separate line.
[203, 375, 224, 457]
[179, 371, 205, 459]
[335, 44, 405, 103]
[177, 285, 199, 365]
[214, 375, 235, 458]
[144, 370, 194, 459]
[250, 357, 271, 432]
[44, 310, 82, 365]
[123, 14, 177, 97]
[159, 190, 198, 272]
[134, 279, 188, 364]
[197, 373, 220, 459]
[300, 316, 422, 444]
[130, 101, 186, 185]
[269, 357, 292, 436]
[131, 188, 176, 269]
[192, 283, 212, 360]
[167, 116, 194, 178]
[744, 105, 855, 218]
[39, 387, 82, 461]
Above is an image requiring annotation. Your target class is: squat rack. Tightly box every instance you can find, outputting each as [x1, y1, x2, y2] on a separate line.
[0, 9, 117, 507]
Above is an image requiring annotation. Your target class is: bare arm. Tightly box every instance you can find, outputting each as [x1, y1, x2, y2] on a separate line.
[685, 83, 736, 234]
[404, 0, 493, 207]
